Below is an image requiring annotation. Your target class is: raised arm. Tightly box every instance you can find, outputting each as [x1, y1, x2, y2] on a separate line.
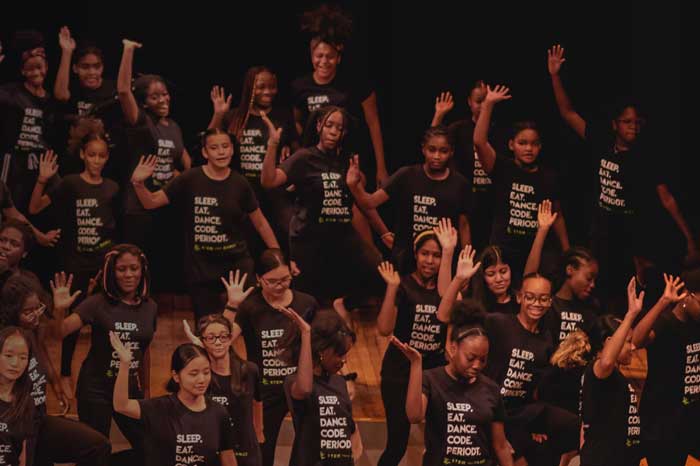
[436, 246, 481, 323]
[28, 151, 58, 214]
[376, 262, 401, 336]
[280, 308, 313, 400]
[547, 45, 586, 139]
[49, 271, 84, 339]
[219, 269, 254, 332]
[524, 200, 557, 276]
[54, 26, 76, 102]
[259, 112, 288, 188]
[430, 91, 454, 127]
[345, 155, 389, 210]
[473, 85, 511, 174]
[208, 85, 232, 130]
[360, 91, 388, 187]
[130, 155, 170, 209]
[110, 331, 142, 419]
[433, 218, 458, 297]
[117, 39, 143, 126]
[632, 273, 687, 348]
[390, 337, 426, 423]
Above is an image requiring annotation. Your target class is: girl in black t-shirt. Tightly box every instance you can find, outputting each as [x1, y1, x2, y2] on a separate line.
[0, 274, 110, 466]
[29, 121, 119, 392]
[470, 245, 519, 315]
[229, 249, 319, 466]
[392, 301, 513, 466]
[474, 84, 569, 277]
[293, 4, 388, 187]
[281, 309, 362, 466]
[580, 280, 644, 466]
[0, 219, 47, 291]
[52, 243, 156, 463]
[183, 314, 263, 466]
[376, 226, 453, 466]
[131, 129, 280, 319]
[260, 106, 386, 316]
[208, 66, 297, 260]
[0, 326, 36, 466]
[110, 339, 236, 466]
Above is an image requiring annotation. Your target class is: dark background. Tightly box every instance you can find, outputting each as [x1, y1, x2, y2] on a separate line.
[1, 2, 691, 246]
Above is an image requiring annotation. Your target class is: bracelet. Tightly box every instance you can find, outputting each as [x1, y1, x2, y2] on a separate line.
[225, 304, 238, 311]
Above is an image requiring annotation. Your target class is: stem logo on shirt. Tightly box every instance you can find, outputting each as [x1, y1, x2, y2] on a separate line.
[500, 348, 534, 400]
[307, 95, 330, 112]
[626, 384, 641, 447]
[506, 183, 538, 235]
[239, 128, 265, 177]
[683, 342, 700, 405]
[318, 394, 352, 460]
[28, 356, 46, 407]
[410, 304, 442, 353]
[319, 172, 351, 223]
[444, 402, 481, 462]
[472, 148, 492, 192]
[152, 138, 175, 187]
[16, 107, 44, 152]
[260, 328, 295, 384]
[77, 100, 94, 116]
[412, 195, 439, 235]
[108, 322, 141, 376]
[598, 158, 631, 214]
[76, 198, 111, 253]
[193, 196, 237, 254]
[175, 433, 205, 465]
[558, 312, 584, 343]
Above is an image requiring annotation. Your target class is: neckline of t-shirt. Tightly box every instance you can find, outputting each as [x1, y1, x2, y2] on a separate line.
[200, 165, 232, 183]
[173, 393, 211, 414]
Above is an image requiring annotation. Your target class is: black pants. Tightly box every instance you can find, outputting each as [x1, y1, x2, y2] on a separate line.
[77, 397, 144, 465]
[29, 414, 111, 466]
[291, 228, 383, 308]
[188, 254, 255, 322]
[261, 391, 290, 466]
[378, 375, 410, 466]
[60, 268, 94, 376]
[506, 402, 579, 466]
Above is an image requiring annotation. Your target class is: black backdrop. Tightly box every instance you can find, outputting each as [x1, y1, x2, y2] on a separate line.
[1, 2, 691, 245]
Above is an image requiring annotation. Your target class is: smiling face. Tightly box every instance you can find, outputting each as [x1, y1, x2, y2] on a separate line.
[252, 71, 278, 110]
[21, 55, 47, 88]
[311, 41, 341, 82]
[144, 80, 170, 117]
[517, 276, 552, 322]
[114, 252, 142, 297]
[566, 259, 598, 300]
[201, 322, 232, 360]
[73, 53, 104, 90]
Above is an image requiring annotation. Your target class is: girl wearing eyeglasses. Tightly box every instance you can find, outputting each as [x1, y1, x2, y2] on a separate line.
[0, 274, 110, 466]
[224, 249, 319, 466]
[631, 270, 700, 465]
[183, 314, 263, 466]
[548, 45, 698, 312]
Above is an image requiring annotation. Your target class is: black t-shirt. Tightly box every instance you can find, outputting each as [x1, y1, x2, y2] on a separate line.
[490, 298, 519, 315]
[163, 167, 258, 285]
[489, 155, 559, 249]
[279, 147, 354, 240]
[448, 119, 494, 196]
[0, 399, 33, 466]
[422, 368, 505, 466]
[381, 275, 446, 379]
[223, 107, 296, 184]
[0, 83, 54, 210]
[67, 79, 118, 119]
[543, 296, 599, 345]
[536, 365, 585, 415]
[586, 121, 663, 219]
[75, 293, 157, 402]
[209, 366, 262, 466]
[383, 164, 470, 257]
[139, 394, 235, 466]
[484, 313, 553, 416]
[124, 110, 185, 213]
[27, 350, 49, 422]
[581, 363, 640, 466]
[285, 373, 355, 466]
[640, 311, 700, 440]
[47, 174, 118, 271]
[235, 290, 318, 399]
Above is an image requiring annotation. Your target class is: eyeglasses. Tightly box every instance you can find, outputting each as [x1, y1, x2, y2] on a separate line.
[261, 276, 292, 287]
[201, 333, 232, 344]
[21, 303, 46, 320]
[521, 293, 552, 306]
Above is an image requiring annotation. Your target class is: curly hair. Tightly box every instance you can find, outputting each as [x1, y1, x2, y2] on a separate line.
[550, 329, 591, 369]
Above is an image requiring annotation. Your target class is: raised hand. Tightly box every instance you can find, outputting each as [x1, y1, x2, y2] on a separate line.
[131, 155, 157, 183]
[38, 150, 58, 183]
[377, 261, 400, 287]
[456, 245, 481, 281]
[50, 271, 82, 310]
[87, 270, 102, 295]
[661, 273, 688, 303]
[389, 336, 421, 364]
[36, 229, 61, 247]
[122, 39, 143, 51]
[183, 320, 204, 347]
[626, 276, 645, 318]
[484, 84, 512, 105]
[547, 44, 566, 75]
[277, 307, 311, 334]
[537, 199, 558, 230]
[109, 331, 132, 363]
[346, 154, 362, 188]
[58, 26, 76, 52]
[260, 111, 282, 144]
[210, 85, 232, 115]
[433, 218, 458, 252]
[220, 269, 255, 308]
[434, 91, 454, 116]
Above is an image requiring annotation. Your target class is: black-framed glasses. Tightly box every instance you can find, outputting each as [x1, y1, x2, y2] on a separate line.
[521, 293, 552, 306]
[201, 333, 232, 344]
[261, 276, 292, 287]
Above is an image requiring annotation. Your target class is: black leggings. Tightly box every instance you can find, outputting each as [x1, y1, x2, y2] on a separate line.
[29, 414, 111, 466]
[261, 391, 290, 466]
[378, 375, 410, 466]
[291, 229, 383, 308]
